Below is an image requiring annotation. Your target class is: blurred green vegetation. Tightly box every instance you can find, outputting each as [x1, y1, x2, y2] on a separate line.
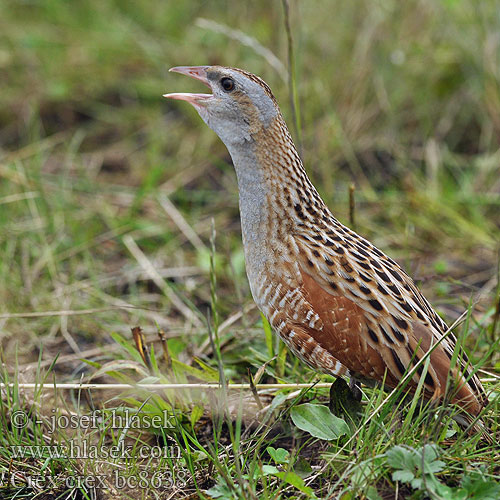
[0, 0, 498, 353]
[0, 1, 499, 497]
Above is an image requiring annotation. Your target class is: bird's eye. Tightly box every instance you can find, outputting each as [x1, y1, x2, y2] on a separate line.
[220, 77, 235, 92]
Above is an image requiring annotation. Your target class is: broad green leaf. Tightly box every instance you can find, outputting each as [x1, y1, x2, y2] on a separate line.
[267, 446, 289, 464]
[421, 444, 445, 474]
[410, 478, 424, 490]
[274, 470, 316, 497]
[294, 457, 313, 479]
[270, 393, 287, 410]
[351, 458, 384, 487]
[290, 403, 350, 440]
[430, 478, 465, 500]
[365, 486, 383, 500]
[393, 470, 415, 483]
[166, 338, 187, 358]
[206, 480, 234, 499]
[461, 474, 500, 500]
[262, 464, 317, 497]
[385, 445, 414, 469]
[261, 464, 280, 475]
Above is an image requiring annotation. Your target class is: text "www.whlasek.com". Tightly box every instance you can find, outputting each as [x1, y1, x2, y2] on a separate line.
[8, 442, 181, 460]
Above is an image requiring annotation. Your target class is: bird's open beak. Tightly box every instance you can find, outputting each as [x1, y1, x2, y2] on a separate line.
[163, 66, 212, 107]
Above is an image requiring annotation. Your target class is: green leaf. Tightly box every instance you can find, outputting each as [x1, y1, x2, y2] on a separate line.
[171, 358, 218, 382]
[80, 359, 101, 369]
[262, 463, 317, 497]
[430, 478, 466, 500]
[261, 464, 280, 476]
[193, 357, 220, 380]
[386, 444, 445, 484]
[273, 470, 317, 497]
[385, 444, 448, 495]
[385, 445, 414, 470]
[262, 392, 287, 420]
[139, 376, 160, 384]
[290, 403, 350, 440]
[276, 339, 287, 378]
[206, 479, 234, 499]
[110, 331, 144, 364]
[266, 446, 289, 464]
[270, 393, 287, 411]
[278, 471, 315, 496]
[149, 344, 158, 373]
[261, 313, 274, 358]
[445, 427, 457, 438]
[190, 405, 204, 427]
[294, 457, 313, 479]
[166, 338, 187, 358]
[393, 470, 415, 483]
[351, 457, 384, 487]
[410, 478, 424, 490]
[365, 486, 383, 500]
[421, 444, 445, 474]
[425, 459, 446, 474]
[90, 359, 149, 381]
[461, 473, 500, 500]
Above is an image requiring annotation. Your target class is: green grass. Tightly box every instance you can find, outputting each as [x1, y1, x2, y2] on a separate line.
[0, 0, 499, 498]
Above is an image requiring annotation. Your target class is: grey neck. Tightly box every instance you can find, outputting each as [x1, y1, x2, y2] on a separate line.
[224, 142, 276, 286]
[228, 146, 269, 240]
